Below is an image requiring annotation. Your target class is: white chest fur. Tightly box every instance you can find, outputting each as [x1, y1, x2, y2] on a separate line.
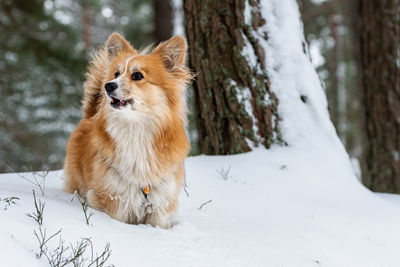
[106, 110, 156, 182]
[104, 110, 177, 226]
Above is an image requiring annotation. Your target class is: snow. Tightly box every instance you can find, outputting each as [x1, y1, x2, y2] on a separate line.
[260, 0, 337, 147]
[2, 148, 400, 267]
[232, 78, 261, 144]
[1, 0, 400, 266]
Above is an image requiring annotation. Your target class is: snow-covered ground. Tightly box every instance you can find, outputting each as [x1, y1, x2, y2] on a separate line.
[1, 0, 399, 266]
[1, 147, 400, 267]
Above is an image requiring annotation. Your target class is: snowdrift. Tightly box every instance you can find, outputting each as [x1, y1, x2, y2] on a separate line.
[1, 0, 400, 266]
[1, 149, 400, 267]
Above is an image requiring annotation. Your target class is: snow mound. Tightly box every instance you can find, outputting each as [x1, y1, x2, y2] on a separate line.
[1, 149, 400, 267]
[1, 1, 400, 267]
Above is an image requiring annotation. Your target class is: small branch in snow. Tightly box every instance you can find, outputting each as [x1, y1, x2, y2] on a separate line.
[1, 196, 19, 210]
[88, 241, 113, 267]
[217, 165, 232, 181]
[5, 163, 48, 196]
[77, 196, 94, 226]
[183, 186, 189, 197]
[26, 190, 45, 226]
[26, 191, 113, 266]
[183, 167, 190, 197]
[198, 200, 212, 210]
[34, 227, 62, 259]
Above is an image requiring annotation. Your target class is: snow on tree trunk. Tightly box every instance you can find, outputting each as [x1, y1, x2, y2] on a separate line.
[184, 0, 345, 154]
[184, 0, 282, 155]
[258, 0, 343, 148]
[358, 0, 400, 193]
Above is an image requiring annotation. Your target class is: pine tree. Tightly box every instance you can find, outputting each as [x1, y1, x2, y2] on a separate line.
[357, 0, 400, 192]
[153, 0, 173, 43]
[0, 0, 85, 172]
[0, 0, 156, 172]
[183, 0, 281, 155]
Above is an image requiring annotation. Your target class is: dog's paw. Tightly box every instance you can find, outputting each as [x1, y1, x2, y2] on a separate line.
[144, 203, 155, 215]
[145, 211, 172, 229]
[86, 189, 102, 210]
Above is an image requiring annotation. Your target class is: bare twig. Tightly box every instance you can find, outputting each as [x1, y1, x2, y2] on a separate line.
[183, 186, 189, 197]
[37, 235, 113, 267]
[26, 190, 45, 226]
[217, 165, 232, 181]
[77, 196, 94, 226]
[26, 190, 61, 259]
[183, 167, 189, 197]
[26, 186, 113, 266]
[88, 242, 113, 267]
[198, 200, 212, 210]
[68, 239, 91, 267]
[83, 238, 95, 263]
[34, 227, 62, 259]
[45, 236, 69, 267]
[4, 163, 48, 195]
[2, 196, 19, 210]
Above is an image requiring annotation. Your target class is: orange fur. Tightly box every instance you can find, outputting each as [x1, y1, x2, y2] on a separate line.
[64, 33, 191, 228]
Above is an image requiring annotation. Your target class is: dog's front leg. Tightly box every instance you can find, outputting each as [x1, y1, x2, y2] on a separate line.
[145, 211, 172, 229]
[86, 189, 119, 219]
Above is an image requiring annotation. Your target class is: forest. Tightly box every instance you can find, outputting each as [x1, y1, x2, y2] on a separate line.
[0, 0, 399, 266]
[1, 0, 398, 193]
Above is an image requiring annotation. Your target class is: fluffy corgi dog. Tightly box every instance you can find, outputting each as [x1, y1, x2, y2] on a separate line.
[64, 33, 191, 228]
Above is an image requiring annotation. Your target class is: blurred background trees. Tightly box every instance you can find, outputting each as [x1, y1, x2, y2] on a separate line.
[356, 0, 400, 192]
[299, 0, 400, 192]
[0, 0, 399, 193]
[0, 0, 155, 172]
[300, 0, 362, 159]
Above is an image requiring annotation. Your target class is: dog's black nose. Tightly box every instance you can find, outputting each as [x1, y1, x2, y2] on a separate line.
[105, 82, 118, 93]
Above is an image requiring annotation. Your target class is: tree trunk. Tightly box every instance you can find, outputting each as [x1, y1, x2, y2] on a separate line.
[328, 8, 340, 133]
[82, 9, 91, 57]
[183, 0, 281, 155]
[358, 0, 400, 192]
[153, 0, 173, 43]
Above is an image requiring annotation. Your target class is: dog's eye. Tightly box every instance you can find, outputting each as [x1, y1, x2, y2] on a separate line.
[114, 72, 120, 78]
[131, 72, 143, 81]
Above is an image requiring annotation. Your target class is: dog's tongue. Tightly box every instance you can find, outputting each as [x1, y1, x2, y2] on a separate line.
[120, 100, 126, 105]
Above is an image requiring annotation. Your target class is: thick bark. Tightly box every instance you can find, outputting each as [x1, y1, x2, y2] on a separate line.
[183, 0, 281, 155]
[153, 0, 173, 43]
[358, 0, 400, 192]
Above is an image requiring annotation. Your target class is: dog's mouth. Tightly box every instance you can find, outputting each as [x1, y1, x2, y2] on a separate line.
[110, 97, 133, 109]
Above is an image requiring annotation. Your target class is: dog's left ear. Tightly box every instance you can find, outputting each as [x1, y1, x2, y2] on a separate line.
[153, 36, 187, 73]
[106, 33, 135, 60]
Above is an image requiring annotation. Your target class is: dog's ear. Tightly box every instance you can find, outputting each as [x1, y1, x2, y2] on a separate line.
[153, 36, 187, 73]
[106, 33, 134, 60]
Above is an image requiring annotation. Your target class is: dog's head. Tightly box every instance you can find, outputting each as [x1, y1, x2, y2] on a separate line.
[102, 33, 190, 125]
